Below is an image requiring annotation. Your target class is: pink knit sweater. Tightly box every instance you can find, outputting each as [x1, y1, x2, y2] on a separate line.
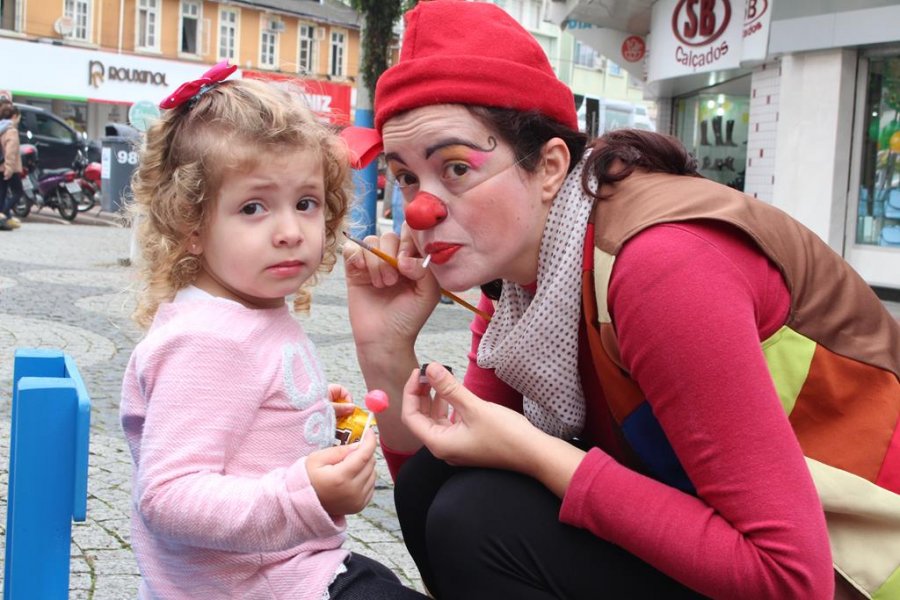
[121, 290, 348, 599]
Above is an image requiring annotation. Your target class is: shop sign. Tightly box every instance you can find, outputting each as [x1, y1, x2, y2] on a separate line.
[0, 37, 214, 104]
[564, 21, 649, 82]
[740, 0, 772, 62]
[89, 61, 169, 89]
[242, 70, 353, 126]
[649, 0, 743, 80]
[621, 36, 647, 63]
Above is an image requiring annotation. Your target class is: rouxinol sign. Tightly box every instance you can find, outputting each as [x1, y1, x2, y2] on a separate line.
[88, 60, 168, 88]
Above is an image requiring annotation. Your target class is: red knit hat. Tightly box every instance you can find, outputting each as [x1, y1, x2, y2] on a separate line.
[374, 0, 577, 132]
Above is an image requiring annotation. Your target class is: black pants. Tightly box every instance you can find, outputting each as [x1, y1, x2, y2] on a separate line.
[328, 552, 429, 600]
[0, 173, 23, 217]
[395, 447, 706, 600]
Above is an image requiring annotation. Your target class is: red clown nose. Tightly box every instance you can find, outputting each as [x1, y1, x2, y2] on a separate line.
[405, 192, 448, 230]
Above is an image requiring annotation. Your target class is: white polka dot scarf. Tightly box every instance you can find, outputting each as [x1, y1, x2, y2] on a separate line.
[477, 156, 591, 439]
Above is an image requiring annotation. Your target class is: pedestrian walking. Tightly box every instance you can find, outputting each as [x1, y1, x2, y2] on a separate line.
[0, 101, 24, 230]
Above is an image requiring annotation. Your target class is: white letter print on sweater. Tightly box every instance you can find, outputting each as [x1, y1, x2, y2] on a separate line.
[282, 339, 333, 448]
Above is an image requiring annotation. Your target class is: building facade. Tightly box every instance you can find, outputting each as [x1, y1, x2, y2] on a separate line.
[0, 0, 362, 139]
[490, 0, 656, 129]
[547, 0, 900, 291]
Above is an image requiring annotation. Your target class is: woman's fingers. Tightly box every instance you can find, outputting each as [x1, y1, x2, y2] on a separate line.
[397, 221, 431, 276]
[401, 363, 469, 442]
[343, 232, 401, 287]
[364, 232, 401, 287]
[423, 362, 471, 418]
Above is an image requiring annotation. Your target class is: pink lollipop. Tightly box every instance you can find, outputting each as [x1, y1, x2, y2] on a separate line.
[365, 390, 390, 413]
[361, 389, 389, 439]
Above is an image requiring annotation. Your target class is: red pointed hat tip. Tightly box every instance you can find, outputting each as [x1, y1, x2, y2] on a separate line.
[405, 192, 447, 230]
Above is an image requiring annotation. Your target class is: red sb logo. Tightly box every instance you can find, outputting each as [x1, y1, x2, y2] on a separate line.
[671, 0, 732, 47]
[744, 0, 768, 26]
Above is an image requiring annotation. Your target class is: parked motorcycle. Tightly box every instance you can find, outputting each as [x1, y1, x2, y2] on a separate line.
[13, 144, 81, 222]
[73, 149, 100, 213]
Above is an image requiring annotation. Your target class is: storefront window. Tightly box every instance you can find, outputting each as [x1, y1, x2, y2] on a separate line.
[15, 97, 88, 135]
[857, 56, 900, 247]
[675, 93, 749, 191]
[0, 0, 20, 31]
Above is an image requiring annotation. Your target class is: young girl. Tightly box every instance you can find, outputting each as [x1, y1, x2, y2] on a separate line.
[121, 63, 426, 599]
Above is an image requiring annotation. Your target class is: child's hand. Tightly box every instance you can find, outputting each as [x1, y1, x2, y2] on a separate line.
[306, 430, 377, 516]
[329, 383, 355, 419]
[328, 383, 352, 403]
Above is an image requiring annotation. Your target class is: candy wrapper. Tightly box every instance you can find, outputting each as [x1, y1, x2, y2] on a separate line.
[334, 406, 372, 446]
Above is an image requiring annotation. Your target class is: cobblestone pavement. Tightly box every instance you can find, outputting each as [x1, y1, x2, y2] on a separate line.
[0, 218, 479, 598]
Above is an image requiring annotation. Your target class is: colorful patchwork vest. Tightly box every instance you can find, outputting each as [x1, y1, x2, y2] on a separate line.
[582, 170, 900, 600]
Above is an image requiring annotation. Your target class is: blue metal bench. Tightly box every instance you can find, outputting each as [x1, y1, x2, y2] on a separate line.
[4, 348, 91, 600]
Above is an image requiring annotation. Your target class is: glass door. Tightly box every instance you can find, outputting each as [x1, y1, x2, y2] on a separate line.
[674, 89, 749, 191]
[846, 51, 900, 288]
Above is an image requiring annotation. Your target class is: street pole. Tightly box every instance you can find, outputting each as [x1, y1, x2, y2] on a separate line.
[350, 20, 378, 239]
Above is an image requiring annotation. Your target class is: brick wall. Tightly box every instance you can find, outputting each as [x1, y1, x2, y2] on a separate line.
[745, 60, 781, 203]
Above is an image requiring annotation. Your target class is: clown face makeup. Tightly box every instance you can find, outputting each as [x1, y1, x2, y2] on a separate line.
[383, 104, 552, 290]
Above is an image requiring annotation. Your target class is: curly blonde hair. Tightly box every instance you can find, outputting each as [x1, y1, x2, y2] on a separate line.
[130, 78, 351, 329]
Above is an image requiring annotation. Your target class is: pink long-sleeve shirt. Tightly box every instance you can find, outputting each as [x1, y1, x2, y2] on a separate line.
[384, 221, 833, 599]
[121, 290, 347, 599]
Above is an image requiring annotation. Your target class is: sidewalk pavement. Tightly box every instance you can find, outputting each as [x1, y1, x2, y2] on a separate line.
[1, 217, 899, 599]
[0, 219, 479, 598]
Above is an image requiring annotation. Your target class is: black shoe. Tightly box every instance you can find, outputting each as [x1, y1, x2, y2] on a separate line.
[0, 220, 13, 231]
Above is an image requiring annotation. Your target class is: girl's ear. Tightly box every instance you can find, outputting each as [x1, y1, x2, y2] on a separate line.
[188, 232, 203, 256]
[539, 138, 570, 203]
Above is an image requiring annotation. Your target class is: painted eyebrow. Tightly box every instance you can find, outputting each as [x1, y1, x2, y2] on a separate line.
[384, 152, 406, 165]
[425, 137, 496, 159]
[385, 136, 498, 165]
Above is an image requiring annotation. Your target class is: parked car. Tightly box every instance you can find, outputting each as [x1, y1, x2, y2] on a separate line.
[14, 103, 101, 170]
[574, 95, 656, 137]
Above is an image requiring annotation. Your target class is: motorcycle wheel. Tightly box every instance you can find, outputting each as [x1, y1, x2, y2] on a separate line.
[57, 189, 78, 222]
[12, 194, 32, 218]
[77, 186, 97, 212]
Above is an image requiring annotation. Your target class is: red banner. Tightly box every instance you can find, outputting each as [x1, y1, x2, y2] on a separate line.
[242, 70, 353, 126]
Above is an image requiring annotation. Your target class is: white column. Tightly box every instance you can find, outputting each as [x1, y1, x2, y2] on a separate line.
[772, 48, 857, 251]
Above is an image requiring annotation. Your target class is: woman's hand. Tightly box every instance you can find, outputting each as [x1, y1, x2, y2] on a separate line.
[401, 363, 540, 472]
[342, 229, 440, 453]
[403, 363, 587, 496]
[343, 228, 441, 350]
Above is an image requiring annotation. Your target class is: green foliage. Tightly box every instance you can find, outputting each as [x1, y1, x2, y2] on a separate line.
[350, 0, 407, 98]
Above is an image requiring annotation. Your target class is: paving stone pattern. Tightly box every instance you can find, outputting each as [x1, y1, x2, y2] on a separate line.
[0, 221, 479, 598]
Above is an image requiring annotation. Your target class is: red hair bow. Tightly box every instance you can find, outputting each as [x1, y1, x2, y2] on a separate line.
[159, 61, 238, 110]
